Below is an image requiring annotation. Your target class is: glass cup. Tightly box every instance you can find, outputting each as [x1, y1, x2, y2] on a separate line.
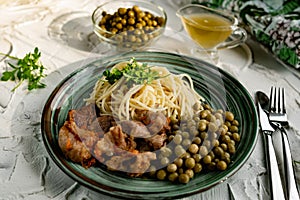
[176, 4, 247, 63]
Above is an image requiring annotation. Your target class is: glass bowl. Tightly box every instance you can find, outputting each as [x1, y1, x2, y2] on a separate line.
[91, 0, 167, 51]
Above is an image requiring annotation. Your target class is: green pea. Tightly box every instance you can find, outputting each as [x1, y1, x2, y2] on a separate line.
[193, 163, 203, 173]
[203, 104, 212, 110]
[182, 131, 190, 139]
[228, 143, 236, 154]
[156, 169, 167, 180]
[199, 146, 208, 156]
[185, 157, 196, 169]
[221, 135, 231, 144]
[192, 137, 201, 145]
[198, 121, 207, 132]
[173, 134, 182, 145]
[174, 158, 183, 168]
[118, 8, 127, 15]
[128, 18, 135, 25]
[225, 111, 234, 121]
[181, 152, 191, 159]
[221, 152, 231, 164]
[208, 122, 218, 132]
[211, 139, 219, 147]
[185, 169, 194, 178]
[209, 151, 215, 160]
[200, 110, 209, 119]
[167, 163, 177, 173]
[200, 132, 208, 140]
[127, 10, 135, 18]
[232, 119, 239, 126]
[232, 133, 241, 142]
[207, 114, 216, 122]
[182, 139, 192, 147]
[148, 165, 156, 177]
[175, 145, 186, 157]
[160, 157, 170, 166]
[193, 154, 202, 163]
[168, 172, 179, 182]
[214, 146, 224, 157]
[203, 155, 212, 164]
[217, 160, 227, 170]
[202, 140, 211, 149]
[220, 143, 228, 151]
[188, 144, 199, 154]
[214, 112, 224, 121]
[230, 125, 239, 133]
[161, 147, 172, 157]
[178, 173, 190, 184]
[178, 168, 184, 174]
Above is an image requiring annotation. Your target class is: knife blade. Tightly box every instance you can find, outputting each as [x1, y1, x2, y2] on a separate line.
[257, 100, 286, 200]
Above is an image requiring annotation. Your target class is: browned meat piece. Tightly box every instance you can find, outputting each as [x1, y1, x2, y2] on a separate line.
[89, 115, 116, 134]
[68, 104, 116, 136]
[141, 111, 171, 135]
[93, 132, 116, 163]
[128, 152, 156, 177]
[146, 133, 167, 150]
[105, 151, 156, 177]
[108, 125, 133, 150]
[105, 155, 133, 172]
[93, 125, 137, 162]
[69, 104, 97, 130]
[58, 120, 98, 168]
[120, 120, 151, 138]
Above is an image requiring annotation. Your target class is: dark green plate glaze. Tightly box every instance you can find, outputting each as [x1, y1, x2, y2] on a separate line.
[41, 51, 258, 199]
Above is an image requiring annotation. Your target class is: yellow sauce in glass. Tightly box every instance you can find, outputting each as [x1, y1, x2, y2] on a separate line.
[182, 13, 233, 49]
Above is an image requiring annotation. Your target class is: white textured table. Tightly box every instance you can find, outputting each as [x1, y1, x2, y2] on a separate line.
[0, 0, 299, 199]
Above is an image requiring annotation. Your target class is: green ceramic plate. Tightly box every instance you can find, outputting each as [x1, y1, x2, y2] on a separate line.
[41, 51, 258, 199]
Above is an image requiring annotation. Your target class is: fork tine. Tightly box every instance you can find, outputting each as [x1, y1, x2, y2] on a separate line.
[277, 87, 281, 113]
[270, 86, 276, 112]
[282, 87, 286, 114]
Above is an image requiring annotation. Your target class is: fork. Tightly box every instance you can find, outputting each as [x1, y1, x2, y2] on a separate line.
[269, 87, 300, 200]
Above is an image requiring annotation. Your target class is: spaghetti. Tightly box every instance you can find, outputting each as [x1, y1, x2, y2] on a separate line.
[85, 59, 204, 120]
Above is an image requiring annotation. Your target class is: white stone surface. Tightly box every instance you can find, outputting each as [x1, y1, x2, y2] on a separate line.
[0, 0, 299, 199]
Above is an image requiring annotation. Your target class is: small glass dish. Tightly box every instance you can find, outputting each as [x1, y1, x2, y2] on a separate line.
[92, 0, 167, 51]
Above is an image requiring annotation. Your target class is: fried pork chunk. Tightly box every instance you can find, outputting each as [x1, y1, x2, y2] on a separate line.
[58, 120, 98, 168]
[93, 125, 137, 162]
[93, 124, 156, 177]
[69, 104, 116, 134]
[58, 104, 116, 168]
[58, 106, 168, 176]
[106, 152, 156, 177]
[136, 110, 171, 135]
[120, 120, 151, 138]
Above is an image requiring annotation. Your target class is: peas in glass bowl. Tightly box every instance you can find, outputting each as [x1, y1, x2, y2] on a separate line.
[92, 0, 167, 51]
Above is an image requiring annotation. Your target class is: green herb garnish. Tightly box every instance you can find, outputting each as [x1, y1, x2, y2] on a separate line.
[103, 58, 166, 85]
[0, 47, 47, 91]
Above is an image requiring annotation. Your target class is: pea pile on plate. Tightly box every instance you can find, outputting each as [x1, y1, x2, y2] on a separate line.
[148, 103, 241, 184]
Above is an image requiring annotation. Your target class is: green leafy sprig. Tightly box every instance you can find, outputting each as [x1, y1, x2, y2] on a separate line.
[0, 47, 47, 91]
[103, 58, 167, 85]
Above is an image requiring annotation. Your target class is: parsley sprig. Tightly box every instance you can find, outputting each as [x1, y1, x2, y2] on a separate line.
[103, 58, 167, 85]
[0, 47, 47, 91]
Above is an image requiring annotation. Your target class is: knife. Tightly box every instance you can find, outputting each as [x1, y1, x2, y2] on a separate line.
[257, 100, 286, 200]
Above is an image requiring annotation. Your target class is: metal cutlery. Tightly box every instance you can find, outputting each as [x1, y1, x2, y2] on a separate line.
[256, 92, 286, 200]
[269, 87, 300, 200]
